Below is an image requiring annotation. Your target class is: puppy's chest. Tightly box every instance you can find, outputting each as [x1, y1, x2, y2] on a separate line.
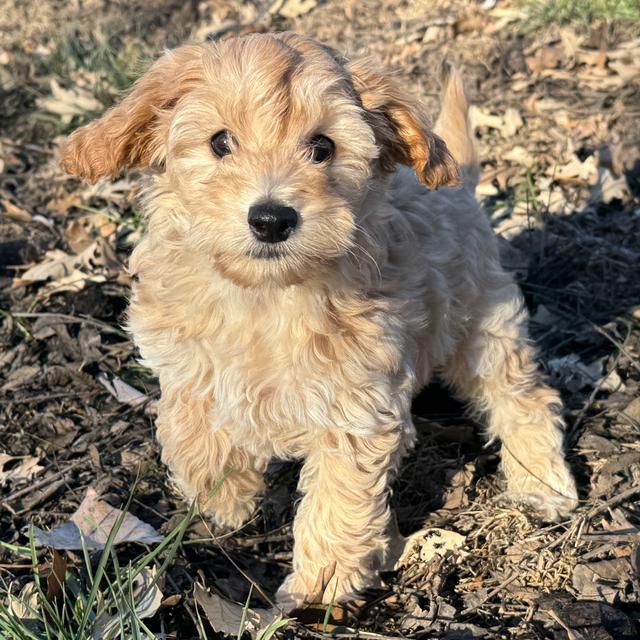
[199, 300, 407, 450]
[209, 327, 324, 428]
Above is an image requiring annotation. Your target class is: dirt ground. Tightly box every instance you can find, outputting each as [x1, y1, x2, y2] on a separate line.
[1, 1, 640, 638]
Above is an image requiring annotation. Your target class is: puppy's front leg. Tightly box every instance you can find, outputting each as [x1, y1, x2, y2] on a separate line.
[277, 427, 407, 612]
[156, 389, 268, 529]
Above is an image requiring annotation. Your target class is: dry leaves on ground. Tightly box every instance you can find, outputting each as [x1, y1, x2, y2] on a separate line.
[29, 487, 163, 550]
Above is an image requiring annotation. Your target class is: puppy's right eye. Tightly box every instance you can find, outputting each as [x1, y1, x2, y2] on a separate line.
[308, 134, 335, 163]
[211, 130, 233, 158]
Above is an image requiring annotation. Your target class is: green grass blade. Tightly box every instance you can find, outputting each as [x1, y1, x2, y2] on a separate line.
[74, 488, 137, 640]
[322, 579, 339, 635]
[237, 584, 253, 639]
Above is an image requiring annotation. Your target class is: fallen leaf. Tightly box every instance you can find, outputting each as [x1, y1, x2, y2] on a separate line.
[540, 594, 637, 640]
[577, 433, 618, 456]
[526, 43, 565, 74]
[554, 154, 598, 184]
[503, 108, 524, 137]
[98, 374, 149, 407]
[91, 567, 163, 639]
[65, 212, 115, 254]
[12, 237, 120, 297]
[503, 145, 536, 167]
[1, 198, 32, 221]
[41, 269, 106, 295]
[621, 397, 640, 425]
[8, 582, 39, 621]
[558, 27, 583, 63]
[441, 463, 475, 510]
[46, 549, 67, 601]
[12, 250, 78, 287]
[571, 559, 631, 603]
[590, 168, 630, 204]
[609, 57, 638, 82]
[0, 452, 45, 486]
[29, 487, 163, 550]
[269, 0, 317, 19]
[36, 78, 102, 124]
[396, 528, 466, 569]
[0, 365, 40, 392]
[194, 584, 287, 639]
[46, 192, 83, 216]
[470, 105, 524, 138]
[291, 562, 357, 629]
[530, 304, 556, 326]
[548, 354, 623, 393]
[78, 326, 102, 363]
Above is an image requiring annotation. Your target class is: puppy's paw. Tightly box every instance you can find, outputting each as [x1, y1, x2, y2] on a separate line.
[503, 447, 578, 521]
[203, 496, 258, 531]
[510, 490, 578, 522]
[276, 566, 367, 614]
[506, 470, 578, 521]
[275, 576, 306, 614]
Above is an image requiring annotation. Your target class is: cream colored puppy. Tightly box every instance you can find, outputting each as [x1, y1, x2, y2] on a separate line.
[61, 32, 578, 610]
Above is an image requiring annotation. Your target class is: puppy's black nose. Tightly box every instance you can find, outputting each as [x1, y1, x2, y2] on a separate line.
[248, 202, 298, 243]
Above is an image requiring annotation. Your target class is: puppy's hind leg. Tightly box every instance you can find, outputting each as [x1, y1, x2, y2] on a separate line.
[442, 283, 578, 521]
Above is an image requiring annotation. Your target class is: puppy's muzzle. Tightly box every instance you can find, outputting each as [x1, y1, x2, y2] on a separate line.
[248, 202, 298, 243]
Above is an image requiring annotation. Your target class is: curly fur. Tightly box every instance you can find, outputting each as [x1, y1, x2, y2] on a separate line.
[61, 32, 578, 611]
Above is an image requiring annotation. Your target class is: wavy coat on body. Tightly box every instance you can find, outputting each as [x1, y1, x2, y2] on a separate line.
[61, 33, 577, 610]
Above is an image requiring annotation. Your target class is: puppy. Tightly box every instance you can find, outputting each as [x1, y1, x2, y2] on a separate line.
[61, 32, 578, 610]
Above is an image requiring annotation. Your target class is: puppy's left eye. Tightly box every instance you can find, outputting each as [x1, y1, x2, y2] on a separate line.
[211, 130, 233, 158]
[308, 135, 335, 163]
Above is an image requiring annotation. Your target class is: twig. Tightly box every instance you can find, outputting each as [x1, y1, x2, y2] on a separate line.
[17, 478, 68, 514]
[460, 572, 520, 615]
[588, 484, 640, 518]
[590, 322, 640, 373]
[9, 312, 129, 339]
[2, 458, 87, 504]
[199, 517, 276, 608]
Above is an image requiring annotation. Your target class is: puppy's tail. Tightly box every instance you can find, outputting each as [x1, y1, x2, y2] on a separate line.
[433, 61, 479, 190]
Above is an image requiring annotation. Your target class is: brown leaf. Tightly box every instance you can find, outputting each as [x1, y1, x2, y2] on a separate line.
[47, 192, 83, 217]
[572, 559, 631, 603]
[526, 43, 566, 74]
[541, 595, 637, 640]
[65, 212, 116, 254]
[0, 452, 45, 486]
[621, 397, 640, 425]
[305, 561, 337, 605]
[46, 549, 67, 601]
[0, 365, 40, 393]
[0, 198, 32, 221]
[269, 0, 317, 19]
[441, 463, 475, 510]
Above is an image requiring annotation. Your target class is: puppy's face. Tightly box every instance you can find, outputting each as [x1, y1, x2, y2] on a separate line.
[62, 33, 459, 287]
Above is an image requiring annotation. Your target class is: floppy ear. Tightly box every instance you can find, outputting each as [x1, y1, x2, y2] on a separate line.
[60, 45, 205, 183]
[347, 59, 460, 190]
